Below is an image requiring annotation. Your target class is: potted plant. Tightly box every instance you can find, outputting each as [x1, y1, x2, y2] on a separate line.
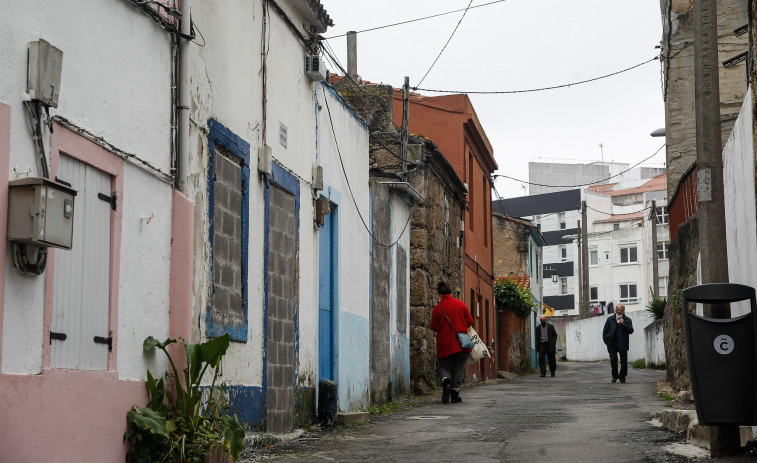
[124, 333, 245, 463]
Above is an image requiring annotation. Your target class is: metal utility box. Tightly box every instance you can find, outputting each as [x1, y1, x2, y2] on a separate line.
[682, 283, 757, 425]
[27, 39, 63, 108]
[7, 177, 77, 249]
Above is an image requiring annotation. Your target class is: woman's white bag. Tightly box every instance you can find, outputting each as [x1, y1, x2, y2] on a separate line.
[465, 326, 491, 365]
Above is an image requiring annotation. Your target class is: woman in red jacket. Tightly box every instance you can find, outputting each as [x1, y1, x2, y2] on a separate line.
[430, 281, 474, 403]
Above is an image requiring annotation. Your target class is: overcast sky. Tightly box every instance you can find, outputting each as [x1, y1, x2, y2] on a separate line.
[320, 1, 666, 199]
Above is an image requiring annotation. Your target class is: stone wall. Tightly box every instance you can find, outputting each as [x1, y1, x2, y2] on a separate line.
[664, 213, 699, 390]
[492, 214, 529, 277]
[369, 182, 392, 404]
[407, 142, 465, 394]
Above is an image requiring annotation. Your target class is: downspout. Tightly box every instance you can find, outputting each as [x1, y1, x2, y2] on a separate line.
[177, 0, 191, 192]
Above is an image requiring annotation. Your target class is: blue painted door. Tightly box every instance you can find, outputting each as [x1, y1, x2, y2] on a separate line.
[318, 204, 336, 381]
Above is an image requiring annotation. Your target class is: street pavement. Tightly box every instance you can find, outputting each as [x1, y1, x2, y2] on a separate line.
[239, 361, 731, 463]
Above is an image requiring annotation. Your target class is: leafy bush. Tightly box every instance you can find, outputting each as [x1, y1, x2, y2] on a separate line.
[124, 334, 245, 462]
[494, 279, 535, 319]
[646, 298, 667, 320]
[632, 358, 646, 369]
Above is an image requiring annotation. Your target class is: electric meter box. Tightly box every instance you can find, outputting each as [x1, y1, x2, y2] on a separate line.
[27, 39, 63, 108]
[7, 177, 77, 249]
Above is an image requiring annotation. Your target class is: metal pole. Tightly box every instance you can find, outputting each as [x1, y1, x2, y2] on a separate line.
[581, 202, 589, 319]
[651, 200, 659, 300]
[576, 220, 584, 318]
[693, 0, 739, 455]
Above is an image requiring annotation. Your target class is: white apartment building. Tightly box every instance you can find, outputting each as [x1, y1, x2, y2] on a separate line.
[582, 174, 670, 316]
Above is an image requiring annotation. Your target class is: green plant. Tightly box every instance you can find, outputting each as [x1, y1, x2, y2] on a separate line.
[124, 334, 245, 462]
[656, 392, 676, 402]
[494, 279, 535, 319]
[645, 298, 667, 320]
[631, 358, 646, 369]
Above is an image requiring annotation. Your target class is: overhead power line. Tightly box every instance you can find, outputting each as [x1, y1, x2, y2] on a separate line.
[323, 0, 509, 39]
[416, 0, 474, 88]
[493, 143, 665, 188]
[412, 56, 660, 94]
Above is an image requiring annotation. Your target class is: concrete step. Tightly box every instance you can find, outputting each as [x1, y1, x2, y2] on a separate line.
[655, 409, 754, 450]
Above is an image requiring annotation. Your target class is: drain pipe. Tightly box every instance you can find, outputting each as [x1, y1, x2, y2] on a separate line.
[177, 0, 191, 192]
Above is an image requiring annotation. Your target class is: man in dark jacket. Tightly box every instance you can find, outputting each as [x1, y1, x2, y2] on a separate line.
[535, 314, 558, 377]
[602, 304, 634, 383]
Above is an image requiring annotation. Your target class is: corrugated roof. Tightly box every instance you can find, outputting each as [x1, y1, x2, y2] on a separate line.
[586, 174, 666, 197]
[594, 212, 644, 224]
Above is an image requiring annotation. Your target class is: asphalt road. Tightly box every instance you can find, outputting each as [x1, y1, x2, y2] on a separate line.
[240, 361, 713, 463]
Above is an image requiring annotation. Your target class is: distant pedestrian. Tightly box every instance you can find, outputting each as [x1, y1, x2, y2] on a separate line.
[535, 314, 558, 377]
[602, 304, 634, 383]
[430, 281, 473, 404]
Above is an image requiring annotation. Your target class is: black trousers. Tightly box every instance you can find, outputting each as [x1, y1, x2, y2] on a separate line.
[538, 343, 556, 375]
[608, 349, 628, 379]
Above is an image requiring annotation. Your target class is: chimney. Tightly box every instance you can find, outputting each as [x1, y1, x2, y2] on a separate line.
[347, 31, 358, 80]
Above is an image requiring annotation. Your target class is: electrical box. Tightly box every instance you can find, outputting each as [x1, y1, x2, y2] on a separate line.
[304, 54, 328, 81]
[7, 177, 77, 249]
[258, 145, 272, 175]
[27, 39, 63, 108]
[312, 165, 323, 191]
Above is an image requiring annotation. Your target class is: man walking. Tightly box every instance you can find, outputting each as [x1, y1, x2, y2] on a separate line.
[602, 304, 634, 383]
[535, 314, 557, 377]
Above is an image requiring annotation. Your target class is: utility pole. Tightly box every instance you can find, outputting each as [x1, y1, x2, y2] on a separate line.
[576, 220, 583, 318]
[580, 202, 589, 319]
[651, 200, 659, 300]
[693, 0, 738, 455]
[401, 76, 409, 177]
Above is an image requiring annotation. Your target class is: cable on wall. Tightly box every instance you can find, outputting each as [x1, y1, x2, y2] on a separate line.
[321, 86, 411, 248]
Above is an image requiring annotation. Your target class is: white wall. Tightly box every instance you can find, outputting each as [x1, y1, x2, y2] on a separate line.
[318, 84, 371, 411]
[0, 0, 173, 378]
[644, 319, 665, 369]
[723, 89, 757, 317]
[565, 311, 654, 361]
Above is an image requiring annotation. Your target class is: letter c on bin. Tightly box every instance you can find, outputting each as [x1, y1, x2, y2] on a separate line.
[714, 334, 734, 355]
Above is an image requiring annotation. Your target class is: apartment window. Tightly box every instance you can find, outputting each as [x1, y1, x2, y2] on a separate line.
[559, 245, 567, 262]
[589, 248, 598, 266]
[613, 223, 620, 230]
[589, 286, 598, 302]
[619, 244, 638, 264]
[657, 242, 669, 260]
[558, 212, 566, 230]
[560, 277, 568, 295]
[619, 283, 638, 303]
[605, 251, 610, 260]
[656, 206, 669, 225]
[658, 277, 669, 297]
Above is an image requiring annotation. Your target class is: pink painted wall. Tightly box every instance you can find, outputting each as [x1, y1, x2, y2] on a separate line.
[0, 370, 146, 462]
[0, 107, 196, 462]
[0, 102, 10, 369]
[170, 189, 194, 367]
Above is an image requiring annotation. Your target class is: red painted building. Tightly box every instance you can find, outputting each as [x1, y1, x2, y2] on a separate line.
[392, 92, 498, 381]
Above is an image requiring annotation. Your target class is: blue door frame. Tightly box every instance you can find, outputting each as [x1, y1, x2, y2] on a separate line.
[318, 204, 337, 381]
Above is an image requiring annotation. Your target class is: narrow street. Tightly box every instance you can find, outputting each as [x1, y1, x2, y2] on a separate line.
[241, 362, 706, 463]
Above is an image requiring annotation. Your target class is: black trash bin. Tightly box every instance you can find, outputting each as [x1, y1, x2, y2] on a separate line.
[682, 283, 757, 425]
